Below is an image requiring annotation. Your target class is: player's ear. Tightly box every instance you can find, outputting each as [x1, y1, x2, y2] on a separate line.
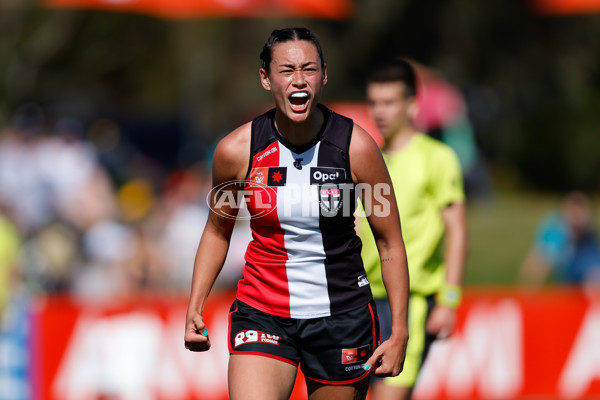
[322, 63, 328, 86]
[260, 68, 271, 91]
[407, 96, 418, 118]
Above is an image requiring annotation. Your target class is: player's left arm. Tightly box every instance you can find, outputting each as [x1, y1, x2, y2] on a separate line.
[349, 124, 409, 377]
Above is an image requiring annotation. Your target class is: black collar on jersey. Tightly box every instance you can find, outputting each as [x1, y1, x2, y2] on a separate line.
[268, 104, 331, 154]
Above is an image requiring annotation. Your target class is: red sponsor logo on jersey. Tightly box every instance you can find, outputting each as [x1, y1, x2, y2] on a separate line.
[249, 167, 287, 187]
[342, 348, 357, 364]
[249, 168, 268, 186]
[234, 330, 281, 348]
[341, 344, 370, 364]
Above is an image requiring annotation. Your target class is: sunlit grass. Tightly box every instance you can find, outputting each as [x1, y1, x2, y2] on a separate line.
[464, 191, 564, 285]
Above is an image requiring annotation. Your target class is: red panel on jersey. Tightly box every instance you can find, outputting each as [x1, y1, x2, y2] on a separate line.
[238, 142, 291, 317]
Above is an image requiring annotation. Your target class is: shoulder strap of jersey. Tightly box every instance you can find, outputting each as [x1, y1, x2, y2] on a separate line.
[319, 105, 353, 154]
[250, 108, 277, 156]
[244, 109, 278, 180]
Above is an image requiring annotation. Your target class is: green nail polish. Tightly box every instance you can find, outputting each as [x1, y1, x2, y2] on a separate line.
[363, 364, 370, 371]
[202, 329, 208, 336]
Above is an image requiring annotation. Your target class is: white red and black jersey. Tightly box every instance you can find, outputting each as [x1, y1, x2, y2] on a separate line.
[237, 105, 372, 319]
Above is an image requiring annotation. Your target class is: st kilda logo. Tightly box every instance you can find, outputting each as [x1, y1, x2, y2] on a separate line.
[311, 167, 346, 216]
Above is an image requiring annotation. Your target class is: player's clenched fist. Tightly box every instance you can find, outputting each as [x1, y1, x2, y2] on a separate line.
[363, 334, 408, 378]
[184, 313, 211, 352]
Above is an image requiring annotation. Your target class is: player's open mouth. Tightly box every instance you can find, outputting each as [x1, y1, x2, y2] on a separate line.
[289, 91, 309, 110]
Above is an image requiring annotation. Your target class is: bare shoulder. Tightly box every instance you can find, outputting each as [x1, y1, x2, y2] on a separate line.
[349, 123, 386, 183]
[349, 123, 382, 159]
[212, 122, 252, 183]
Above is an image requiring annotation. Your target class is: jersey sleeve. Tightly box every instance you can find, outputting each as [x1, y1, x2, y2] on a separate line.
[429, 144, 465, 209]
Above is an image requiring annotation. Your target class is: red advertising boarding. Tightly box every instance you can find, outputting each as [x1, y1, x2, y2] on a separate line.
[414, 287, 600, 399]
[42, 0, 353, 19]
[32, 287, 600, 399]
[530, 0, 600, 15]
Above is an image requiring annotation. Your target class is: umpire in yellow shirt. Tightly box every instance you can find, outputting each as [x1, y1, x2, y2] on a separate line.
[359, 58, 468, 400]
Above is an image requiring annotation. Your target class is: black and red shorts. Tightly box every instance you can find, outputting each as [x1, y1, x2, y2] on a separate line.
[228, 299, 380, 385]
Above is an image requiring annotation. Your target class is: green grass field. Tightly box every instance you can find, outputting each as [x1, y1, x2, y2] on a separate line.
[464, 191, 568, 285]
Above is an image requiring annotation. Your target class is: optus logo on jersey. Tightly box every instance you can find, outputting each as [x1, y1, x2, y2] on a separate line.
[207, 180, 391, 220]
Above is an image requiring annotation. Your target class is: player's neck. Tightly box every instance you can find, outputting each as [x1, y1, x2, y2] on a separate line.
[274, 108, 324, 147]
[385, 127, 417, 154]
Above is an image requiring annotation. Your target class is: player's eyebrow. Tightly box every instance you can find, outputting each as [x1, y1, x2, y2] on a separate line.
[279, 61, 318, 69]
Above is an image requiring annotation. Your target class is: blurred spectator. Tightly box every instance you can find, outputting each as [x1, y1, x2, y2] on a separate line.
[39, 117, 119, 230]
[157, 163, 249, 291]
[71, 176, 170, 301]
[0, 105, 125, 297]
[0, 207, 21, 318]
[0, 102, 245, 303]
[19, 218, 81, 293]
[0, 109, 117, 235]
[0, 118, 53, 235]
[72, 218, 147, 300]
[520, 191, 600, 285]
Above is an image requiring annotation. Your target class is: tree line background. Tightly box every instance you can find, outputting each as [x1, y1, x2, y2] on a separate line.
[1, 0, 600, 193]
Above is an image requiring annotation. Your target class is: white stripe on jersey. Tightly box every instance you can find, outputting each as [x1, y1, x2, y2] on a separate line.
[276, 143, 331, 318]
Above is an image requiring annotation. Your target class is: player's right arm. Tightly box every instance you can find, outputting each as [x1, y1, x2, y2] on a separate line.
[184, 123, 251, 352]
